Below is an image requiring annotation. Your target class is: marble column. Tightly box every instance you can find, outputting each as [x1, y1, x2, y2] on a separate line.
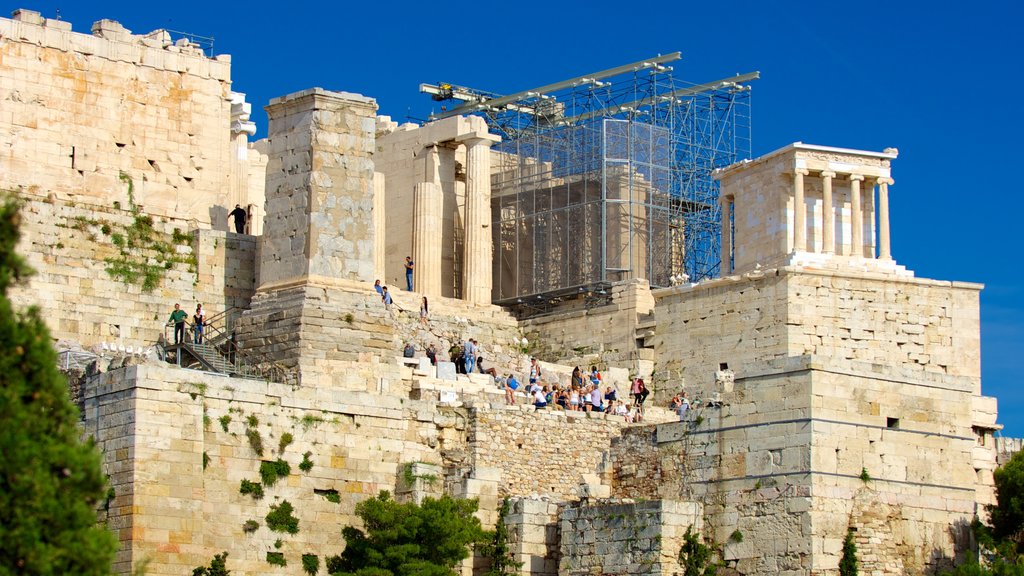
[850, 174, 864, 257]
[412, 146, 442, 297]
[462, 137, 495, 304]
[793, 168, 809, 252]
[877, 177, 893, 260]
[821, 171, 835, 254]
[720, 194, 733, 274]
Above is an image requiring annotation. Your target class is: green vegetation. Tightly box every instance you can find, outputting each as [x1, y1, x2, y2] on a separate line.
[729, 529, 743, 543]
[219, 414, 231, 432]
[678, 525, 719, 576]
[315, 489, 341, 504]
[239, 479, 264, 500]
[242, 520, 259, 534]
[302, 554, 319, 575]
[859, 468, 871, 483]
[266, 500, 299, 534]
[278, 432, 294, 453]
[299, 451, 314, 473]
[326, 490, 486, 576]
[192, 552, 230, 576]
[300, 413, 324, 430]
[0, 199, 118, 574]
[246, 415, 259, 428]
[259, 459, 291, 487]
[246, 428, 264, 456]
[479, 498, 522, 576]
[103, 172, 197, 292]
[202, 452, 210, 470]
[839, 529, 858, 576]
[266, 552, 286, 567]
[940, 451, 1024, 575]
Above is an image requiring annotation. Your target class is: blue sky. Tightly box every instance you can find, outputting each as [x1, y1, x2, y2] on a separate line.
[6, 1, 1022, 435]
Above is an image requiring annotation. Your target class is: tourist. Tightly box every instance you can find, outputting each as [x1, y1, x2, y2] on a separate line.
[419, 296, 429, 325]
[192, 303, 205, 344]
[533, 385, 548, 410]
[589, 366, 602, 386]
[404, 256, 414, 291]
[590, 385, 604, 412]
[403, 342, 415, 358]
[504, 374, 520, 405]
[426, 343, 437, 365]
[449, 342, 464, 374]
[373, 279, 383, 295]
[604, 385, 617, 404]
[463, 338, 476, 374]
[167, 303, 188, 344]
[676, 392, 691, 421]
[477, 356, 498, 378]
[382, 286, 393, 311]
[569, 385, 580, 411]
[528, 358, 544, 385]
[632, 377, 650, 407]
[614, 401, 629, 421]
[555, 386, 569, 410]
[229, 203, 247, 233]
[571, 366, 583, 389]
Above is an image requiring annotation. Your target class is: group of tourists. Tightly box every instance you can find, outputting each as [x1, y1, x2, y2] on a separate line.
[166, 303, 206, 345]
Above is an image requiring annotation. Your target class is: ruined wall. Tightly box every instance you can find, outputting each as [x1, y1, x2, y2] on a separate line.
[559, 500, 702, 576]
[0, 10, 257, 226]
[468, 406, 624, 500]
[83, 363, 471, 575]
[11, 196, 256, 346]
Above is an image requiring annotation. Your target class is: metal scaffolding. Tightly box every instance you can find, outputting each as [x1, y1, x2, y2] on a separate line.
[421, 53, 755, 306]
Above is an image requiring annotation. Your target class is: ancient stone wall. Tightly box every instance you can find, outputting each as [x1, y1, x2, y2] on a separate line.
[468, 406, 625, 500]
[0, 10, 260, 226]
[11, 196, 256, 346]
[559, 500, 703, 576]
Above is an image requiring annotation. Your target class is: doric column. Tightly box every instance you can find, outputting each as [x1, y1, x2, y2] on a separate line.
[820, 171, 836, 254]
[720, 194, 732, 274]
[462, 137, 495, 304]
[793, 168, 809, 252]
[877, 177, 893, 260]
[850, 174, 864, 257]
[412, 147, 442, 297]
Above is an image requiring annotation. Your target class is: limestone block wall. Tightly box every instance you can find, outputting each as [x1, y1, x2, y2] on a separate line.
[505, 498, 562, 576]
[786, 270, 982, 385]
[0, 10, 248, 225]
[559, 500, 703, 576]
[83, 363, 467, 575]
[468, 406, 624, 500]
[654, 267, 982, 395]
[11, 196, 255, 346]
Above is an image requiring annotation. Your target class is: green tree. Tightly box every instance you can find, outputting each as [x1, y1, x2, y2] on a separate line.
[678, 525, 718, 576]
[992, 451, 1024, 551]
[192, 552, 231, 576]
[0, 199, 118, 574]
[479, 498, 522, 576]
[839, 529, 858, 576]
[327, 490, 486, 576]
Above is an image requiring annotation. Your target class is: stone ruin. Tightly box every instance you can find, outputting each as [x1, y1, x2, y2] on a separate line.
[0, 8, 1007, 576]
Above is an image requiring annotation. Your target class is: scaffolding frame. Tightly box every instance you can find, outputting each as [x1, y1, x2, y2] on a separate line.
[422, 54, 755, 306]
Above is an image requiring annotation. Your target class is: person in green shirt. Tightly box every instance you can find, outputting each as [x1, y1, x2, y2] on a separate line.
[168, 303, 188, 344]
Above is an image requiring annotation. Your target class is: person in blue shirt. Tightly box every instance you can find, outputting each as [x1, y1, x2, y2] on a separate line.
[504, 374, 520, 405]
[374, 279, 383, 295]
[404, 257, 414, 291]
[382, 286, 393, 311]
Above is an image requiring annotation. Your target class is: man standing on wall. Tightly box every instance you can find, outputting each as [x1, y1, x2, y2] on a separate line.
[229, 204, 247, 234]
[405, 256, 414, 291]
[167, 303, 188, 345]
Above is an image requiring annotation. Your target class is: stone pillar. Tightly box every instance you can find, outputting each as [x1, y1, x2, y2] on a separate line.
[821, 171, 836, 254]
[877, 177, 893, 260]
[261, 88, 377, 287]
[793, 168, 809, 252]
[850, 174, 864, 258]
[373, 171, 386, 280]
[462, 137, 495, 304]
[413, 181, 443, 297]
[720, 194, 732, 274]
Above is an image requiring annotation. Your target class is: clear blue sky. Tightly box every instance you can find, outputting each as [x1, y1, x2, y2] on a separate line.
[7, 1, 1022, 435]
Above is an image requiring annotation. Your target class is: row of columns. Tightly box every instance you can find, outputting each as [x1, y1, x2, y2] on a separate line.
[410, 137, 495, 305]
[791, 169, 893, 259]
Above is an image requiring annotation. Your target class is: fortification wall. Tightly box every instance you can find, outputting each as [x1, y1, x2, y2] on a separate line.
[654, 267, 982, 394]
[11, 195, 256, 346]
[0, 10, 260, 225]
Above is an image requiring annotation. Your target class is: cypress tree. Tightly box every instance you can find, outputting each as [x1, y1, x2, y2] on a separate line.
[0, 199, 118, 574]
